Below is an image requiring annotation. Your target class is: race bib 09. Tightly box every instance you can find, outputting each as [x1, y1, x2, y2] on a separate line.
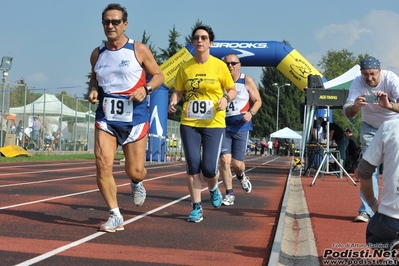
[186, 100, 214, 119]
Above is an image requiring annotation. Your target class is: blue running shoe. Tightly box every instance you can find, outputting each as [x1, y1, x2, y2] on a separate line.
[187, 207, 203, 223]
[209, 186, 222, 208]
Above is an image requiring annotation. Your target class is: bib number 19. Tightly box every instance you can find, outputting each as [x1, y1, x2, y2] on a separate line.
[103, 97, 133, 122]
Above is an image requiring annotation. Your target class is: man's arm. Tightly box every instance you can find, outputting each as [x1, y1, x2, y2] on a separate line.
[343, 102, 361, 119]
[245, 75, 262, 115]
[237, 75, 261, 122]
[136, 42, 165, 91]
[343, 78, 367, 118]
[88, 48, 99, 104]
[357, 158, 379, 212]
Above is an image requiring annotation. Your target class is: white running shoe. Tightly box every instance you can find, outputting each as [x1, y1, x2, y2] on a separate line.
[131, 181, 146, 206]
[240, 173, 252, 193]
[100, 213, 124, 233]
[222, 194, 236, 206]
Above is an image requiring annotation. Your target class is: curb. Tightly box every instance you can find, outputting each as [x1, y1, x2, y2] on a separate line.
[269, 169, 319, 266]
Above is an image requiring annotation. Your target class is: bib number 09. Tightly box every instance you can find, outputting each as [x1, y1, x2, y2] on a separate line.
[187, 100, 214, 119]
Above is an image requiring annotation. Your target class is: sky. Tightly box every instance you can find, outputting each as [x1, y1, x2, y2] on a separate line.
[1, 0, 399, 97]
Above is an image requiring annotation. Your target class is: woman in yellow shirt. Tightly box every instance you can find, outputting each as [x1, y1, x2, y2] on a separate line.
[169, 25, 236, 222]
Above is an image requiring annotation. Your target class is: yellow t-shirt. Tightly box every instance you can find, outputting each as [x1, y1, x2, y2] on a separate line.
[174, 56, 235, 128]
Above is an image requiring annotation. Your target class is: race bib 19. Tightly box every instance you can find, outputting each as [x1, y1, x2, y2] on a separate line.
[103, 97, 133, 122]
[186, 100, 214, 119]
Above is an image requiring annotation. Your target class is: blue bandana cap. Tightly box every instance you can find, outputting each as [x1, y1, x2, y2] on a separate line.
[360, 56, 380, 70]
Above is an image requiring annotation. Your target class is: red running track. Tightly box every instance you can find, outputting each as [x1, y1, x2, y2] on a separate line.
[302, 171, 386, 265]
[0, 155, 291, 266]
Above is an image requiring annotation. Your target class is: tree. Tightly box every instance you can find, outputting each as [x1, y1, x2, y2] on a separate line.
[184, 19, 203, 45]
[253, 40, 304, 139]
[9, 78, 28, 108]
[318, 49, 362, 80]
[141, 30, 161, 65]
[158, 25, 183, 63]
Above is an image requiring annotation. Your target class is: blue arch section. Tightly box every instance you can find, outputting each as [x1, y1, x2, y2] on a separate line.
[186, 40, 327, 89]
[147, 40, 327, 161]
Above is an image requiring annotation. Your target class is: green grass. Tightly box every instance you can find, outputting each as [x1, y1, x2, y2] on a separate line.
[0, 152, 125, 163]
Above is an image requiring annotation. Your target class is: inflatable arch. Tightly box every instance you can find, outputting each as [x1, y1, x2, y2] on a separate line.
[146, 40, 327, 160]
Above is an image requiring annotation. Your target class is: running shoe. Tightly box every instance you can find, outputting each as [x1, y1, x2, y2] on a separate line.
[209, 186, 222, 208]
[100, 213, 124, 233]
[240, 173, 252, 193]
[354, 212, 369, 222]
[187, 207, 203, 223]
[131, 181, 146, 206]
[222, 194, 235, 206]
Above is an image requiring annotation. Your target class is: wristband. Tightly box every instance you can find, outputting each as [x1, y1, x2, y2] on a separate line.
[223, 94, 230, 102]
[369, 198, 378, 208]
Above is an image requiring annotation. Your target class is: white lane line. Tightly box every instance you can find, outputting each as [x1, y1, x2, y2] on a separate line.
[0, 167, 96, 182]
[14, 181, 204, 266]
[262, 156, 279, 164]
[0, 161, 93, 170]
[0, 172, 185, 210]
[0, 164, 182, 188]
[0, 166, 95, 177]
[0, 173, 97, 187]
[11, 158, 272, 265]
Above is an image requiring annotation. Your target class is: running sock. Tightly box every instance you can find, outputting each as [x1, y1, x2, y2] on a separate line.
[237, 174, 243, 181]
[192, 202, 202, 209]
[110, 208, 121, 216]
[131, 180, 141, 188]
[226, 189, 234, 195]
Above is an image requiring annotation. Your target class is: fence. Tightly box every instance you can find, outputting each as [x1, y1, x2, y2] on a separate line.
[2, 85, 184, 162]
[4, 89, 95, 151]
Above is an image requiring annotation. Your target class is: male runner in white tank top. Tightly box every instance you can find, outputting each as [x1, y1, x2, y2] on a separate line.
[88, 3, 164, 233]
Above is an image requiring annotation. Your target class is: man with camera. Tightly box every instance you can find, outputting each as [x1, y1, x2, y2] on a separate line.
[343, 56, 399, 222]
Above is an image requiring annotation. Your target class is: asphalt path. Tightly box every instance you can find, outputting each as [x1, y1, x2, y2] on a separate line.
[0, 155, 291, 266]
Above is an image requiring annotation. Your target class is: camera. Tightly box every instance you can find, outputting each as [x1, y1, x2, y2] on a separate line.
[365, 95, 379, 103]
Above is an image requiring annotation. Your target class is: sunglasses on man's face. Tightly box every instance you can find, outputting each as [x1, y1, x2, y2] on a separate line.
[192, 35, 209, 41]
[102, 19, 123, 26]
[225, 62, 240, 66]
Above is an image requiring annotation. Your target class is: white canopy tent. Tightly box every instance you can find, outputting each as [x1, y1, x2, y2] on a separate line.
[270, 127, 303, 158]
[10, 93, 87, 118]
[10, 93, 95, 151]
[270, 127, 302, 140]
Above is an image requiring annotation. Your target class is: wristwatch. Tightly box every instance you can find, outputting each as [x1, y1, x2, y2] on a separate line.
[144, 85, 153, 95]
[249, 110, 255, 116]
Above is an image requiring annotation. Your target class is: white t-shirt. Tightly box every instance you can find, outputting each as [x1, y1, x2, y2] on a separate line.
[343, 70, 399, 128]
[363, 119, 399, 218]
[267, 140, 273, 149]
